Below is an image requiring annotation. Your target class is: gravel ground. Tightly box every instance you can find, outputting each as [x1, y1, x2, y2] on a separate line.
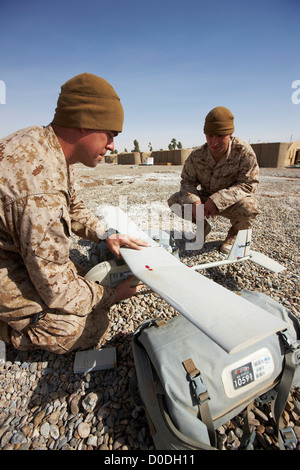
[0, 163, 299, 451]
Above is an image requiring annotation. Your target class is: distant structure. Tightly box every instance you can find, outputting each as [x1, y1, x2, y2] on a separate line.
[286, 141, 300, 166]
[107, 142, 300, 167]
[251, 142, 300, 167]
[115, 149, 193, 166]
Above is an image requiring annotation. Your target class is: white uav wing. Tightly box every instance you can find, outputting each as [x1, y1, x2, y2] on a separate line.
[249, 250, 286, 273]
[101, 206, 287, 354]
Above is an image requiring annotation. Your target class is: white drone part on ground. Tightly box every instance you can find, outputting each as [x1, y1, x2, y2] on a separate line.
[190, 229, 286, 274]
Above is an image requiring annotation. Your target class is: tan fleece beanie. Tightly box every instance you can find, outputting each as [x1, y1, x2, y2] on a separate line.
[204, 106, 234, 135]
[52, 73, 124, 134]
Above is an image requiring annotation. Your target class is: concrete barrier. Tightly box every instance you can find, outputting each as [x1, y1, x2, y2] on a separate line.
[251, 142, 290, 168]
[117, 152, 141, 165]
[105, 153, 118, 163]
[151, 148, 193, 165]
[114, 143, 297, 167]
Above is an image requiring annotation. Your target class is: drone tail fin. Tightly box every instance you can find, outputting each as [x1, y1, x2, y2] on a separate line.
[227, 229, 252, 261]
[227, 229, 286, 273]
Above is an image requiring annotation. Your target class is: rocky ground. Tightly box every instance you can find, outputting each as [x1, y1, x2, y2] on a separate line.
[0, 163, 299, 451]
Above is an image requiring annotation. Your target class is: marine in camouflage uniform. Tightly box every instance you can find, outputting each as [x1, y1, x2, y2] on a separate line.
[0, 74, 146, 354]
[168, 107, 259, 251]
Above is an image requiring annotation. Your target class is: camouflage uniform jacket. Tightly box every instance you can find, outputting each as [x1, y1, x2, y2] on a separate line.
[180, 137, 259, 211]
[0, 125, 115, 331]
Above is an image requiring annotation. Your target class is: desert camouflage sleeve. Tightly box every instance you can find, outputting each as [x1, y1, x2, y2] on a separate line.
[18, 193, 115, 316]
[179, 151, 202, 204]
[68, 166, 107, 242]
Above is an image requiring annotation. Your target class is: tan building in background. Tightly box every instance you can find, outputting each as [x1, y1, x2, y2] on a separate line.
[286, 141, 300, 166]
[108, 142, 300, 167]
[251, 141, 300, 167]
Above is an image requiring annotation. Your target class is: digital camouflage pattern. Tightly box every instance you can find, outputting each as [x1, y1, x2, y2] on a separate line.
[0, 126, 115, 353]
[168, 137, 260, 233]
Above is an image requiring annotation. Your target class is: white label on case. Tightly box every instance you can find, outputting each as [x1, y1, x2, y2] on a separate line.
[222, 348, 275, 398]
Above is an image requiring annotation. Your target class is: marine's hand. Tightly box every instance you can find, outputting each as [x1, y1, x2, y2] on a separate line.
[106, 234, 148, 258]
[204, 198, 217, 218]
[115, 275, 144, 302]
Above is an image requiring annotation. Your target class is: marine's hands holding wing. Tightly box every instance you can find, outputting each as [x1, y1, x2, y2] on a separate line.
[105, 233, 148, 259]
[105, 233, 148, 302]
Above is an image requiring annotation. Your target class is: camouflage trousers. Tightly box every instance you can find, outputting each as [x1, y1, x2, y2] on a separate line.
[0, 262, 111, 355]
[0, 305, 110, 355]
[167, 191, 259, 235]
[0, 309, 109, 354]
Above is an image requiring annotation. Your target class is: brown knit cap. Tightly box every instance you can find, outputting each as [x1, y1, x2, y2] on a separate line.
[204, 106, 234, 135]
[52, 73, 124, 135]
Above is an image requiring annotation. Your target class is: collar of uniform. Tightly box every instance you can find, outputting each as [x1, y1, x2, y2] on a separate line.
[46, 125, 66, 158]
[225, 138, 233, 161]
[41, 125, 70, 192]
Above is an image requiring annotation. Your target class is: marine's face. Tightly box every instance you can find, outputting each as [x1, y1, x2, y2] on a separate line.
[206, 134, 231, 159]
[76, 129, 115, 167]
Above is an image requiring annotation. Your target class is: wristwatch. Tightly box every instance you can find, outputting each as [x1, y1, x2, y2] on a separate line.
[102, 228, 119, 240]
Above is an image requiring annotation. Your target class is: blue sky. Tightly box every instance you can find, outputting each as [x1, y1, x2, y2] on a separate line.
[1, 0, 299, 152]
